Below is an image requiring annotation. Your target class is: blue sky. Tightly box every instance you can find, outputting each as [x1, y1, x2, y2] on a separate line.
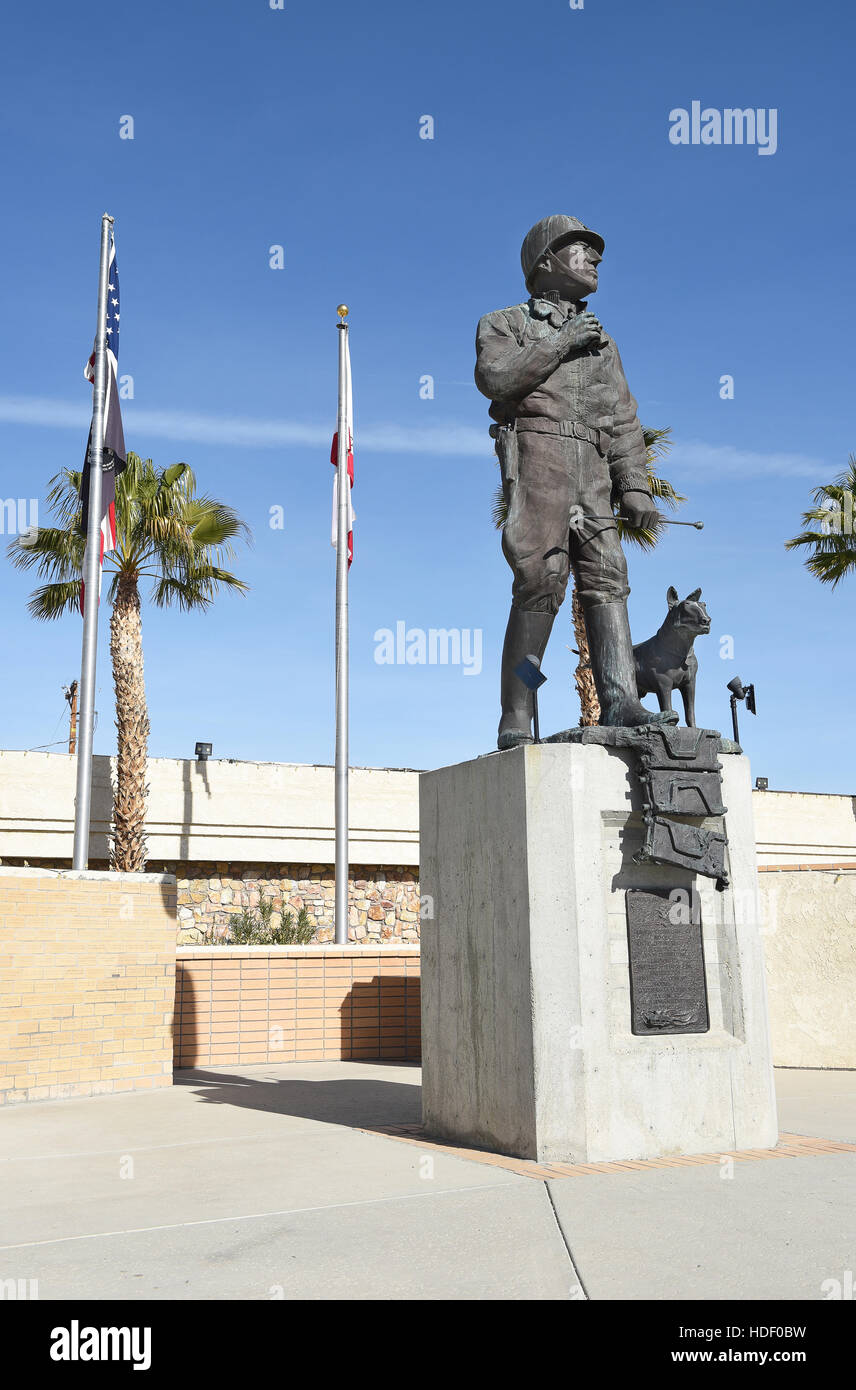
[1, 0, 854, 792]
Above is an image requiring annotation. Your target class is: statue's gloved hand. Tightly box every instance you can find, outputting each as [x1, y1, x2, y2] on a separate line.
[558, 311, 604, 354]
[621, 491, 660, 531]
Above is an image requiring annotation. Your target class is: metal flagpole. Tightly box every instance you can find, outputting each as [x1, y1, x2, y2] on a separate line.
[334, 305, 350, 943]
[72, 212, 113, 870]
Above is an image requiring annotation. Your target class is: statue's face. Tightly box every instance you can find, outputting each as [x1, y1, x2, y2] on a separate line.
[555, 238, 601, 292]
[532, 237, 602, 298]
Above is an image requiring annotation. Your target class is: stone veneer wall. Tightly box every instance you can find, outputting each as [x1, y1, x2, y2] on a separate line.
[0, 857, 421, 946]
[161, 862, 422, 945]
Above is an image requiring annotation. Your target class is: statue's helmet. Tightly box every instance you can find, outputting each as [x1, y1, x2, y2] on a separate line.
[520, 215, 605, 291]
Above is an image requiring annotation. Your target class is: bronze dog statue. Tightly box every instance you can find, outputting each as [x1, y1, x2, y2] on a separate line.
[633, 587, 711, 728]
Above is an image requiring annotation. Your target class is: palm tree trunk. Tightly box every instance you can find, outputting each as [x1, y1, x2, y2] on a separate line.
[572, 586, 600, 726]
[110, 574, 149, 871]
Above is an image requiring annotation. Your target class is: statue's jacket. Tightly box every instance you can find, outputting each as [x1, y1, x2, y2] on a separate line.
[474, 297, 648, 499]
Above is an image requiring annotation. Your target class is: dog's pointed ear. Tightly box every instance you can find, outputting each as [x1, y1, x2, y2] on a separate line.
[667, 586, 679, 608]
[687, 587, 702, 601]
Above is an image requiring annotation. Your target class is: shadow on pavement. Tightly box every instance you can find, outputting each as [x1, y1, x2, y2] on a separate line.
[174, 1066, 421, 1129]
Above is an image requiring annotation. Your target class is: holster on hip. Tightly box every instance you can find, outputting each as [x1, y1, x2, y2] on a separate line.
[490, 422, 518, 486]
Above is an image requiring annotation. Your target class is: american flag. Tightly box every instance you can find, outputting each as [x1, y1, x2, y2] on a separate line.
[330, 333, 354, 566]
[79, 230, 126, 611]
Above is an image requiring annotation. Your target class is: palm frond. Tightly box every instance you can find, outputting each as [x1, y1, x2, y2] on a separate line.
[7, 525, 86, 580]
[492, 483, 508, 530]
[647, 473, 685, 510]
[44, 469, 84, 531]
[621, 426, 685, 548]
[186, 497, 252, 549]
[617, 520, 664, 551]
[14, 451, 251, 618]
[642, 427, 673, 459]
[151, 567, 249, 611]
[785, 455, 856, 588]
[26, 580, 83, 621]
[811, 455, 856, 508]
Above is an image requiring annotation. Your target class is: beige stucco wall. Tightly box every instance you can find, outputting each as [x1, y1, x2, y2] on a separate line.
[1, 752, 854, 1070]
[752, 789, 856, 867]
[0, 750, 419, 867]
[2, 751, 853, 871]
[760, 870, 856, 1068]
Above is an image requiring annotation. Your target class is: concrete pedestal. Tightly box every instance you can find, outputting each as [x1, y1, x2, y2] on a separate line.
[419, 742, 778, 1163]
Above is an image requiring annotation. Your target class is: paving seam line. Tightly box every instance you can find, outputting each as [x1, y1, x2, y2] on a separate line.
[0, 1179, 524, 1253]
[0, 1114, 425, 1165]
[543, 1179, 589, 1302]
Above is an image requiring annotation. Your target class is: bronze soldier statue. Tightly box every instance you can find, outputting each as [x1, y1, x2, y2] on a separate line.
[475, 214, 676, 749]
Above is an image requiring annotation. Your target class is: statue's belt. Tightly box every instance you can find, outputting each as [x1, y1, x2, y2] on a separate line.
[514, 417, 605, 452]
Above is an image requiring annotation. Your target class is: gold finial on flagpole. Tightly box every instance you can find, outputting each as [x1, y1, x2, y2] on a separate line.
[337, 304, 349, 320]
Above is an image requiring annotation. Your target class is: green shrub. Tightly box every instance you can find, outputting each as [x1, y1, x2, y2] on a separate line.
[204, 897, 317, 945]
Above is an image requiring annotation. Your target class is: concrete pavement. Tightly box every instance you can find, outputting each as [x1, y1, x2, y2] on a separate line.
[0, 1063, 853, 1300]
[774, 1066, 856, 1143]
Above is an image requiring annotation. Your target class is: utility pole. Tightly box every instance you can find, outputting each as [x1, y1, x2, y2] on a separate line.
[64, 680, 79, 755]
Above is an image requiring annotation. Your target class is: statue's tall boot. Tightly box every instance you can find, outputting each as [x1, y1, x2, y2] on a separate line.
[497, 607, 555, 750]
[585, 600, 678, 728]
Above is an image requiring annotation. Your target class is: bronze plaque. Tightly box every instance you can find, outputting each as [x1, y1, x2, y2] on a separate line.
[637, 727, 722, 772]
[636, 817, 729, 887]
[626, 888, 709, 1036]
[642, 768, 726, 818]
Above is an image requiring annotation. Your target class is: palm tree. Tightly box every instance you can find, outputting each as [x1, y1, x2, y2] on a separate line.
[492, 427, 685, 724]
[8, 453, 250, 870]
[784, 456, 856, 588]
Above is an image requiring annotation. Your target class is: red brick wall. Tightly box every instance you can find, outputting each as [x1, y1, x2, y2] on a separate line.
[174, 946, 421, 1067]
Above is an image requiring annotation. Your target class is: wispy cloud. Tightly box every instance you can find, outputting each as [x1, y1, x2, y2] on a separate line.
[672, 440, 824, 480]
[0, 395, 489, 457]
[0, 395, 826, 477]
